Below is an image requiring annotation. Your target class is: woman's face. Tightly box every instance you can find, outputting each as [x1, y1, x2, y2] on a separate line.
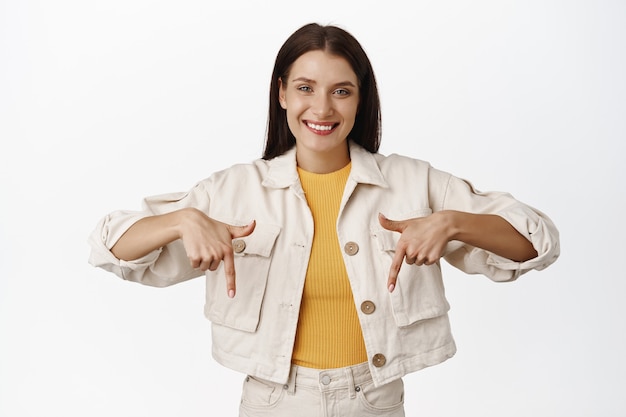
[279, 50, 359, 173]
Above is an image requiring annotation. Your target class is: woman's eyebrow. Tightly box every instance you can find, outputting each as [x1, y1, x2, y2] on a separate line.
[292, 77, 315, 84]
[292, 77, 357, 87]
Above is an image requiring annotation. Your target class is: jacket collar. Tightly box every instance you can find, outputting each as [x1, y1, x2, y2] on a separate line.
[262, 141, 389, 189]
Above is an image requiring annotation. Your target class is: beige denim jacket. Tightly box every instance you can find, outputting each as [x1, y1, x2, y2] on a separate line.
[88, 141, 559, 387]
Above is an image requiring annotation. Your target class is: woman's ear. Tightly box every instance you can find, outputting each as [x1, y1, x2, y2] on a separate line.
[278, 78, 287, 109]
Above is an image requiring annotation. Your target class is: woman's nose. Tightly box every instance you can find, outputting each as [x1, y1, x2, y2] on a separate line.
[312, 94, 333, 117]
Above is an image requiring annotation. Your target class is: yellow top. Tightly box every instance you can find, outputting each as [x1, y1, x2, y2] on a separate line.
[291, 162, 368, 369]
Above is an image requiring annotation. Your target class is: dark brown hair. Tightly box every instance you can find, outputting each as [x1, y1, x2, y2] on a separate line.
[262, 23, 381, 160]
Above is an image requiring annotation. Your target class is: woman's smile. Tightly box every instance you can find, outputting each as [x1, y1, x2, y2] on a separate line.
[304, 120, 339, 135]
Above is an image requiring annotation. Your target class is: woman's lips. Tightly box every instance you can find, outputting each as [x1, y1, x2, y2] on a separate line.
[304, 121, 338, 135]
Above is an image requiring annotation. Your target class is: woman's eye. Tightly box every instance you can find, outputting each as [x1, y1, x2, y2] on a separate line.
[297, 85, 312, 92]
[334, 88, 350, 96]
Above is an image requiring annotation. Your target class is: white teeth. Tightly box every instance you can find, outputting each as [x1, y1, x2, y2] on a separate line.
[307, 122, 334, 131]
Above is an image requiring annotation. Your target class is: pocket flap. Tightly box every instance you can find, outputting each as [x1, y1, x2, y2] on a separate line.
[234, 223, 281, 258]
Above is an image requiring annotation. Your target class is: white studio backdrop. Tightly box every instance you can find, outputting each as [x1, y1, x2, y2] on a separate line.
[1, 0, 625, 416]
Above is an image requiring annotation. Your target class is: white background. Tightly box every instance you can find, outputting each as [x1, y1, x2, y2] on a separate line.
[1, 0, 625, 416]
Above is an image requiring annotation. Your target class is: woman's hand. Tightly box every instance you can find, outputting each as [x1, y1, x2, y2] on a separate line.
[177, 208, 256, 298]
[378, 212, 452, 293]
[111, 208, 255, 298]
[378, 210, 537, 293]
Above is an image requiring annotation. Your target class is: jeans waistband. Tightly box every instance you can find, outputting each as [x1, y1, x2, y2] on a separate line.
[284, 362, 372, 396]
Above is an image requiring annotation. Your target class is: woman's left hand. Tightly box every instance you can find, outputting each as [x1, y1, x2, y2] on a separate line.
[378, 212, 452, 292]
[378, 210, 538, 292]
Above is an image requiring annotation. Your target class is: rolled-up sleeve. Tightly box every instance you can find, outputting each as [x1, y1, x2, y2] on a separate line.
[439, 174, 560, 282]
[87, 182, 212, 287]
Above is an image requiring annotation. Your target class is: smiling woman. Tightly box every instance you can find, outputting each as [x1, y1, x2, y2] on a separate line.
[88, 22, 559, 417]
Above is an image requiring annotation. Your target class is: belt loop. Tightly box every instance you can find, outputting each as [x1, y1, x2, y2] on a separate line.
[285, 364, 298, 394]
[345, 366, 356, 399]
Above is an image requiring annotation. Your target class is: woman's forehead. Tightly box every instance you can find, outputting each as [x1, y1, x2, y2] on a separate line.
[287, 50, 358, 84]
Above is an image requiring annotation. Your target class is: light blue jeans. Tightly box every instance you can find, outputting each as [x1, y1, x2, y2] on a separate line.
[239, 362, 405, 417]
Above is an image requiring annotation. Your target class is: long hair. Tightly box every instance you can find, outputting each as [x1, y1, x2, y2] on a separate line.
[262, 23, 381, 160]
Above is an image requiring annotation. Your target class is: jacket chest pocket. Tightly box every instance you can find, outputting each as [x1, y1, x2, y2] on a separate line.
[205, 223, 281, 332]
[372, 209, 450, 327]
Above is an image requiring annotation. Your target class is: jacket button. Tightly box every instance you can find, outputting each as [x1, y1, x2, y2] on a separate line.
[360, 300, 376, 314]
[372, 353, 386, 367]
[344, 241, 359, 256]
[232, 239, 246, 253]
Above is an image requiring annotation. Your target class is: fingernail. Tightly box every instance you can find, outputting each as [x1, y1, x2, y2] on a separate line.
[388, 283, 395, 293]
[228, 289, 235, 298]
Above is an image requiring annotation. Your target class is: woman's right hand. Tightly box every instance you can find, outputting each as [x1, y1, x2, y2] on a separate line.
[111, 208, 255, 298]
[177, 208, 256, 297]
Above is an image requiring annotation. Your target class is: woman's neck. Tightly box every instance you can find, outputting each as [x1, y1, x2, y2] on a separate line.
[295, 144, 351, 174]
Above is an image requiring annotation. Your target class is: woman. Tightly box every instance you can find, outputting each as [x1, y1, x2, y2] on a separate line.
[89, 23, 560, 417]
